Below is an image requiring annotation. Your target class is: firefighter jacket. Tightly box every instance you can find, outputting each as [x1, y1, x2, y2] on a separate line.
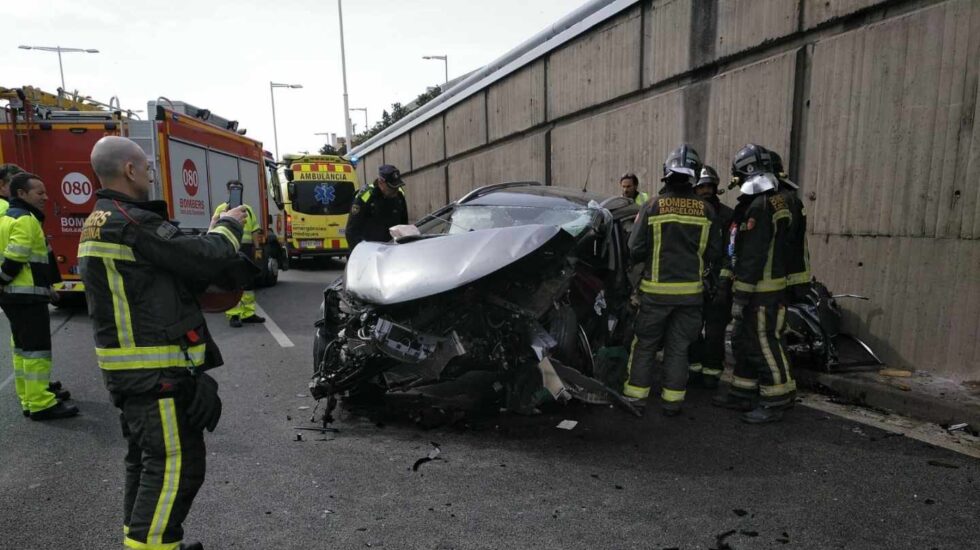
[732, 190, 792, 306]
[704, 196, 734, 280]
[633, 191, 650, 206]
[213, 202, 259, 245]
[0, 198, 61, 304]
[0, 197, 9, 216]
[780, 185, 811, 288]
[345, 183, 407, 248]
[78, 189, 244, 395]
[628, 187, 723, 306]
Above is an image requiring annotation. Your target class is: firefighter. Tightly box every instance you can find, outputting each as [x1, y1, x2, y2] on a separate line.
[345, 164, 408, 249]
[687, 165, 734, 389]
[712, 144, 795, 424]
[212, 180, 264, 328]
[770, 150, 811, 301]
[0, 163, 24, 215]
[620, 173, 649, 205]
[623, 145, 722, 416]
[83, 136, 247, 550]
[0, 172, 76, 420]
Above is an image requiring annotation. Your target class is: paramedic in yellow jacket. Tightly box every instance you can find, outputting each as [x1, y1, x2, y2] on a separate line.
[212, 180, 265, 327]
[0, 172, 77, 420]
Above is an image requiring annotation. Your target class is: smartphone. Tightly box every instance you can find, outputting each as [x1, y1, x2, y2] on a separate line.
[228, 187, 243, 208]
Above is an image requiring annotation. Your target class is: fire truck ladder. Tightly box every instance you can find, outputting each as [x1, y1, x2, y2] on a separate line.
[2, 89, 36, 169]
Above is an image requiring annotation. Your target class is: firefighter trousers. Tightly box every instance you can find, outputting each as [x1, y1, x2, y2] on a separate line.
[688, 300, 731, 381]
[729, 304, 796, 407]
[225, 290, 257, 320]
[624, 299, 702, 409]
[114, 390, 206, 550]
[1, 302, 57, 414]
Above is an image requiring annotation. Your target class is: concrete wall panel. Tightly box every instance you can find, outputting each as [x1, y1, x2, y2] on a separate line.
[810, 235, 980, 380]
[551, 89, 685, 198]
[360, 151, 383, 189]
[382, 135, 411, 173]
[447, 133, 547, 201]
[403, 165, 447, 222]
[410, 115, 445, 170]
[488, 60, 546, 141]
[548, 6, 643, 120]
[644, 0, 693, 85]
[445, 93, 488, 157]
[802, 0, 980, 238]
[716, 0, 798, 58]
[705, 50, 796, 192]
[803, 0, 888, 30]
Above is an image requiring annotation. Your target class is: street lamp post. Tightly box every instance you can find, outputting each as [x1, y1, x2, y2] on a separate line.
[269, 81, 303, 161]
[349, 107, 368, 133]
[422, 55, 448, 85]
[18, 45, 99, 91]
[337, 0, 353, 158]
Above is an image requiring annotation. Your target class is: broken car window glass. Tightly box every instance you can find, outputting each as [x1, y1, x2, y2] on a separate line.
[444, 205, 596, 236]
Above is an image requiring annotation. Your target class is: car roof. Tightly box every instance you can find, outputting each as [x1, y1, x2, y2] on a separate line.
[463, 183, 634, 213]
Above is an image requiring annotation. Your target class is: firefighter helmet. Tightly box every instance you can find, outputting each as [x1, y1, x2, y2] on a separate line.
[661, 144, 702, 183]
[729, 144, 774, 189]
[695, 165, 720, 188]
[769, 150, 799, 190]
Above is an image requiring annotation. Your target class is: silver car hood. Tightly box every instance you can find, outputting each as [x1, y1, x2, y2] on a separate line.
[345, 224, 563, 305]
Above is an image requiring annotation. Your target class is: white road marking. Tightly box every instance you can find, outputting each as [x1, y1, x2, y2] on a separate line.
[0, 370, 13, 391]
[800, 393, 980, 460]
[254, 303, 294, 348]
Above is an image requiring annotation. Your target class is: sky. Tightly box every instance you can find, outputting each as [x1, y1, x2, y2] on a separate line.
[2, 0, 583, 158]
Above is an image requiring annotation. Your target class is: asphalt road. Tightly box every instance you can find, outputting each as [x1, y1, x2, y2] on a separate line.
[1, 262, 978, 550]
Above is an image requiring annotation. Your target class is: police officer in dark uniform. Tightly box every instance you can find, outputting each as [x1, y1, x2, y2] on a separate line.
[712, 144, 795, 424]
[83, 136, 247, 550]
[345, 164, 408, 249]
[623, 145, 722, 416]
[687, 165, 734, 389]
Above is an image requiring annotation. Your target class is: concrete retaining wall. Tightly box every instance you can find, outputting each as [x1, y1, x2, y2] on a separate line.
[355, 0, 979, 380]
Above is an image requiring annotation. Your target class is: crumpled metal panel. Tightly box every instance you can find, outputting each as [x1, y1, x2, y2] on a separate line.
[345, 224, 562, 305]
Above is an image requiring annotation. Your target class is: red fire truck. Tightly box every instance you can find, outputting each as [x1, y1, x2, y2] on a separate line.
[0, 86, 284, 299]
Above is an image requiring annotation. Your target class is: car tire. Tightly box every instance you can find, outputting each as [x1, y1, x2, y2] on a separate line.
[264, 255, 280, 286]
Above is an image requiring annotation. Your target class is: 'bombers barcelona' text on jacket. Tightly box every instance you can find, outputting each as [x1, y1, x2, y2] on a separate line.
[628, 187, 723, 306]
[78, 189, 243, 395]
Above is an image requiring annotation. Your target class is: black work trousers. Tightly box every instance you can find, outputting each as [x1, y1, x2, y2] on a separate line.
[688, 299, 731, 380]
[113, 389, 206, 549]
[729, 303, 796, 407]
[624, 295, 702, 409]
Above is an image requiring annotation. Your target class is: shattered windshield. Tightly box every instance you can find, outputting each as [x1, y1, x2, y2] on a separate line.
[441, 205, 597, 236]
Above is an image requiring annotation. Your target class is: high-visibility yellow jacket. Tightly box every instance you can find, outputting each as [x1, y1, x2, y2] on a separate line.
[0, 198, 60, 303]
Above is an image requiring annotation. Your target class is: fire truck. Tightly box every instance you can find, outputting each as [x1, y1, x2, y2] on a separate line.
[0, 86, 284, 299]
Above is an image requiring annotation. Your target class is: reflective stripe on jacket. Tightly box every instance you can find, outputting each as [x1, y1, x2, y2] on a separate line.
[628, 188, 723, 306]
[213, 202, 258, 244]
[79, 189, 243, 394]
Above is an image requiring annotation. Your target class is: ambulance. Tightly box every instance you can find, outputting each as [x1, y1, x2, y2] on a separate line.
[0, 86, 284, 299]
[273, 153, 358, 262]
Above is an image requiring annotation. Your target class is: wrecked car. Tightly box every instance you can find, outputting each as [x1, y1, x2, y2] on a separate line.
[311, 182, 642, 422]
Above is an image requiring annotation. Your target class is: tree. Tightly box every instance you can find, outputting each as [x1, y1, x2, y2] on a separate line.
[350, 86, 443, 148]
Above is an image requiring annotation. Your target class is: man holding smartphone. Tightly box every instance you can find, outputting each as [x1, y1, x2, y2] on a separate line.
[212, 180, 264, 327]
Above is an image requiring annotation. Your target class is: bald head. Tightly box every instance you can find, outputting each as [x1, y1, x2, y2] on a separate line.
[91, 136, 153, 200]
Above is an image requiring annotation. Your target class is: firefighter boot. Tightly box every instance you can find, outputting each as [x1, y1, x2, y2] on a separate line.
[30, 401, 79, 421]
[741, 405, 784, 424]
[242, 314, 266, 324]
[712, 392, 753, 412]
[180, 542, 204, 550]
[229, 315, 243, 328]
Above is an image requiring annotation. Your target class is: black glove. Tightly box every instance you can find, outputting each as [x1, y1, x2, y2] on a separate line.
[186, 373, 222, 432]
